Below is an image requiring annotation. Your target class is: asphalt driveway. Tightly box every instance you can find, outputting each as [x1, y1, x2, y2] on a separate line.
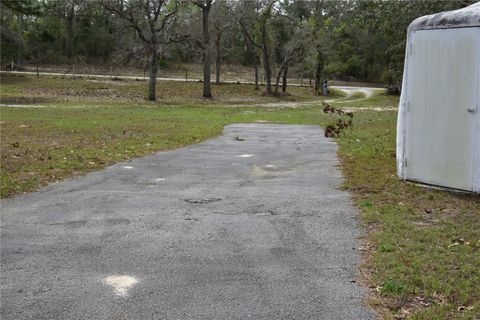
[1, 124, 374, 320]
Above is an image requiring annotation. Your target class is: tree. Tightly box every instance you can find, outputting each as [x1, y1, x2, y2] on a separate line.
[310, 0, 326, 95]
[44, 0, 86, 61]
[211, 1, 231, 85]
[1, 0, 44, 69]
[352, 0, 471, 92]
[103, 0, 180, 101]
[229, 0, 260, 90]
[1, 0, 41, 13]
[2, 0, 474, 94]
[64, 1, 75, 60]
[274, 40, 303, 93]
[271, 1, 308, 94]
[231, 0, 276, 95]
[73, 3, 116, 64]
[256, 0, 275, 94]
[193, 0, 213, 98]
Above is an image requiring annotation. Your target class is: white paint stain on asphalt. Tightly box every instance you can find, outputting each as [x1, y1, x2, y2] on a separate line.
[103, 275, 138, 297]
[155, 178, 166, 182]
[123, 166, 134, 169]
[236, 154, 254, 158]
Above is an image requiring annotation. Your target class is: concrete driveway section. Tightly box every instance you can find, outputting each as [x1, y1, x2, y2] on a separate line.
[1, 124, 374, 320]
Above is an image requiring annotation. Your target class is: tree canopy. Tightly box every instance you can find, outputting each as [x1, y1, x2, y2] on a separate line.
[1, 0, 473, 96]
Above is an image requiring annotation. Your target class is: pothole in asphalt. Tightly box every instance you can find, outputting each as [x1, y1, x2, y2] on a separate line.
[251, 165, 292, 177]
[103, 275, 138, 297]
[184, 198, 222, 204]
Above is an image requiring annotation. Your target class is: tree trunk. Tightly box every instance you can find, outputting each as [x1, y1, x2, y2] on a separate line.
[274, 63, 289, 93]
[282, 65, 288, 93]
[260, 19, 272, 95]
[274, 65, 283, 93]
[262, 47, 272, 94]
[202, 5, 212, 98]
[215, 33, 221, 84]
[16, 14, 24, 70]
[314, 50, 323, 96]
[261, 47, 272, 94]
[243, 37, 249, 66]
[258, 2, 275, 95]
[253, 53, 259, 90]
[148, 50, 158, 101]
[66, 6, 74, 60]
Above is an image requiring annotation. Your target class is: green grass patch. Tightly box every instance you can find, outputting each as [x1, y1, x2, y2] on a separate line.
[0, 74, 338, 106]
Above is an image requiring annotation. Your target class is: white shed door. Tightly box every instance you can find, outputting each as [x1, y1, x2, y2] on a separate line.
[405, 28, 480, 191]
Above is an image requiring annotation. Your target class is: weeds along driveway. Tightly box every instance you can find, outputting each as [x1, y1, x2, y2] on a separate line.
[1, 124, 374, 320]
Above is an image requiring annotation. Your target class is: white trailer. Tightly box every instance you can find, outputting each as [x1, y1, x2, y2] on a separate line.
[397, 3, 480, 193]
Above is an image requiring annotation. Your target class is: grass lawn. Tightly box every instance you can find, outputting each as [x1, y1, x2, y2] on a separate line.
[0, 73, 341, 106]
[0, 74, 478, 319]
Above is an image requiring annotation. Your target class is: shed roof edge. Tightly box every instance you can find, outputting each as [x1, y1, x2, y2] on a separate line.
[408, 2, 480, 31]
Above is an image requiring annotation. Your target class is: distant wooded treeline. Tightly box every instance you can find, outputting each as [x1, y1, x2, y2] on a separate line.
[1, 0, 473, 97]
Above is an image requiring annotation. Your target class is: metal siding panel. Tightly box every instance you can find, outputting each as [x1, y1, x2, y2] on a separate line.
[396, 31, 412, 180]
[405, 28, 479, 191]
[474, 29, 480, 192]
